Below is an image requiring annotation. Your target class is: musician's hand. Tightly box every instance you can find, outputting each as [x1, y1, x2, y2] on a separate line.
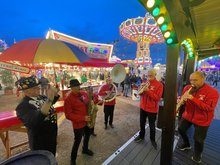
[177, 97, 181, 104]
[143, 86, 149, 92]
[85, 116, 91, 121]
[47, 85, 58, 100]
[183, 93, 193, 101]
[185, 94, 193, 100]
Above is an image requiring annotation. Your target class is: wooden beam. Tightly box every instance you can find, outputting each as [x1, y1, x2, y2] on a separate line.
[161, 43, 180, 164]
[197, 48, 220, 60]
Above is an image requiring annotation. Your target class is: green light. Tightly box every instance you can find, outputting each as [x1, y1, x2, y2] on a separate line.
[182, 40, 187, 45]
[186, 45, 191, 48]
[189, 52, 194, 58]
[152, 7, 160, 16]
[161, 24, 168, 31]
[147, 0, 155, 8]
[166, 38, 173, 44]
[186, 43, 190, 48]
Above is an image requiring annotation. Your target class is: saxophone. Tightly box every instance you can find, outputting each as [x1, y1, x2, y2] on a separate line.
[87, 86, 98, 128]
[176, 86, 193, 113]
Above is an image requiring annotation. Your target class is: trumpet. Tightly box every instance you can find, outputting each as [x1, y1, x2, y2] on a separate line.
[176, 86, 193, 113]
[136, 81, 150, 95]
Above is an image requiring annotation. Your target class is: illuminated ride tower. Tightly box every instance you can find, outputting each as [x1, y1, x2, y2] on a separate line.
[119, 13, 164, 66]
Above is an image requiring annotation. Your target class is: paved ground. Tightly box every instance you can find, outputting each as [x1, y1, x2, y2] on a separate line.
[0, 85, 219, 165]
[0, 90, 141, 165]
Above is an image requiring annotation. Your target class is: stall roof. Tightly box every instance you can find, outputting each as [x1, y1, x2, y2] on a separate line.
[163, 0, 220, 59]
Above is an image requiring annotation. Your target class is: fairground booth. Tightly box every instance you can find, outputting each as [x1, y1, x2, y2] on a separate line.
[0, 30, 127, 98]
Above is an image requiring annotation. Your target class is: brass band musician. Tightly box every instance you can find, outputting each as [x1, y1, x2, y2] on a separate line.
[98, 77, 116, 129]
[64, 79, 94, 165]
[177, 71, 219, 164]
[134, 69, 163, 150]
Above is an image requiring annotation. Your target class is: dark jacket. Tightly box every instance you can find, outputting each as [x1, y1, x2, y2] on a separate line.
[16, 95, 59, 155]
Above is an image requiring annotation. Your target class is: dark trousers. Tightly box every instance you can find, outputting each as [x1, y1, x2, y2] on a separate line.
[71, 126, 91, 161]
[104, 105, 115, 125]
[178, 118, 209, 156]
[91, 127, 95, 134]
[123, 84, 130, 96]
[139, 109, 157, 141]
[213, 80, 218, 86]
[29, 127, 57, 156]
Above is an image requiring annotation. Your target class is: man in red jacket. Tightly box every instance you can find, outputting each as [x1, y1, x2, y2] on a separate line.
[64, 79, 93, 165]
[177, 71, 219, 164]
[134, 69, 163, 150]
[98, 77, 116, 129]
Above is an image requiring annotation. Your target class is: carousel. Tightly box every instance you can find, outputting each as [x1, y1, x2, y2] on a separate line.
[119, 12, 164, 67]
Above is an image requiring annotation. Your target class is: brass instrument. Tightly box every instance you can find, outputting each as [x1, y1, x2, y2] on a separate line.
[98, 83, 117, 103]
[136, 81, 150, 95]
[98, 64, 126, 103]
[176, 86, 193, 113]
[87, 86, 98, 128]
[111, 64, 126, 84]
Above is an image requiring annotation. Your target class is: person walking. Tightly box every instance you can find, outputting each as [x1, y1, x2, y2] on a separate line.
[177, 71, 219, 163]
[39, 76, 49, 95]
[123, 73, 131, 97]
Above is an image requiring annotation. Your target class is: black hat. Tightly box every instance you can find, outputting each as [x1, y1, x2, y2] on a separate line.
[15, 75, 40, 91]
[68, 79, 81, 88]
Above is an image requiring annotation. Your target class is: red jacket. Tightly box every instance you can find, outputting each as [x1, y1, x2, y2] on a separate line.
[64, 91, 89, 129]
[98, 84, 116, 106]
[139, 79, 163, 113]
[182, 84, 219, 126]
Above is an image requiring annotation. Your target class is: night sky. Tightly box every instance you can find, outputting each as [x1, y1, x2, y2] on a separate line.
[0, 0, 167, 64]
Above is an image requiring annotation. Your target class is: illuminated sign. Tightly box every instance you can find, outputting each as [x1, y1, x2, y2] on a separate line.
[0, 61, 30, 73]
[46, 30, 113, 61]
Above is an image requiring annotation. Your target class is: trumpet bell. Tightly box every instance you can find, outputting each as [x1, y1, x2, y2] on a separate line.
[111, 64, 126, 83]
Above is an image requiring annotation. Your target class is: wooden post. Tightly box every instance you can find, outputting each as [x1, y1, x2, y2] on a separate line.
[160, 43, 180, 164]
[184, 57, 196, 85]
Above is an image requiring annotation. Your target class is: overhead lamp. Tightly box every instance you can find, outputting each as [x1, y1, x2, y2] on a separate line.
[157, 16, 165, 25]
[186, 44, 191, 48]
[161, 23, 168, 31]
[189, 52, 194, 58]
[188, 49, 193, 54]
[166, 38, 173, 44]
[181, 40, 187, 45]
[146, 0, 155, 8]
[152, 7, 160, 16]
[164, 31, 171, 38]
